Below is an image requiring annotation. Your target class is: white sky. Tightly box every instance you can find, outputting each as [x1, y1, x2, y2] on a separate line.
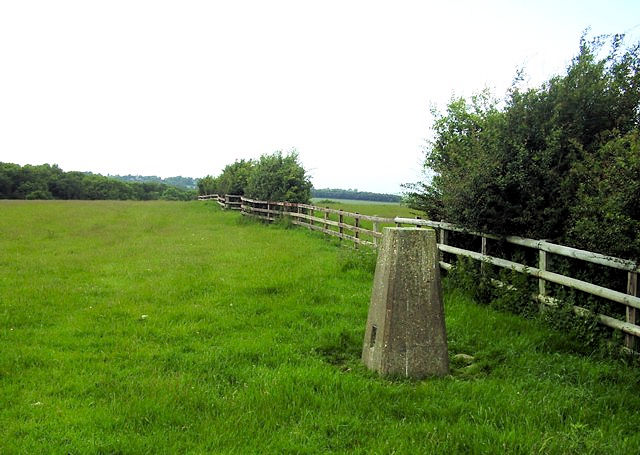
[1, 1, 639, 194]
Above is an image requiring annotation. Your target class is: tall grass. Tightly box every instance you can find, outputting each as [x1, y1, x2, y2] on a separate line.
[1, 200, 639, 453]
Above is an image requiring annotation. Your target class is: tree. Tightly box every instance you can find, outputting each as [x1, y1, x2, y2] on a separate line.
[216, 159, 254, 195]
[161, 186, 185, 201]
[406, 32, 640, 259]
[568, 130, 640, 260]
[196, 175, 218, 195]
[245, 151, 312, 203]
[0, 162, 21, 198]
[311, 188, 401, 202]
[0, 162, 196, 201]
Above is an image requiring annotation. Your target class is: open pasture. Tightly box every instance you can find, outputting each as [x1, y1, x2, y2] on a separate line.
[303, 199, 418, 245]
[1, 200, 640, 453]
[310, 198, 416, 219]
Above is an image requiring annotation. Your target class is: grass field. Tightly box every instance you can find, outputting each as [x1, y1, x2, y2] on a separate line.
[311, 198, 396, 205]
[307, 199, 417, 244]
[310, 198, 416, 219]
[2, 200, 640, 453]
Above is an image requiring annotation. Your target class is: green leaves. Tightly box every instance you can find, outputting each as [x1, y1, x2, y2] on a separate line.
[217, 159, 254, 195]
[199, 151, 312, 203]
[568, 130, 640, 261]
[245, 150, 312, 203]
[0, 163, 196, 201]
[407, 32, 640, 259]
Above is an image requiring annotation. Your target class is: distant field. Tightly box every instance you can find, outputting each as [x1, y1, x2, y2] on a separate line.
[2, 200, 640, 453]
[312, 198, 402, 206]
[310, 198, 417, 219]
[308, 199, 418, 243]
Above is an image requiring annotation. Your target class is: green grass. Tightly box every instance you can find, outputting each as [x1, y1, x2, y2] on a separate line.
[1, 200, 640, 453]
[307, 200, 418, 243]
[311, 198, 403, 206]
[311, 199, 416, 219]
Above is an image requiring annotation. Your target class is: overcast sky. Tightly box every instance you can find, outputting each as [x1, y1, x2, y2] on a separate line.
[1, 1, 639, 194]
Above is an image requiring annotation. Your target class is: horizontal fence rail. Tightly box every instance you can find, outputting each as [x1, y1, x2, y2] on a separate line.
[394, 217, 640, 351]
[238, 196, 395, 247]
[198, 194, 640, 352]
[199, 194, 243, 210]
[393, 218, 640, 272]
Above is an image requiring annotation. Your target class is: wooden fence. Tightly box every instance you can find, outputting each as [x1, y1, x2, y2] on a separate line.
[199, 194, 640, 351]
[395, 217, 640, 351]
[198, 194, 242, 210]
[239, 196, 396, 247]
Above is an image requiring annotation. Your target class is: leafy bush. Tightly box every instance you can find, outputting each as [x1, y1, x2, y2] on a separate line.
[216, 159, 254, 195]
[491, 267, 537, 318]
[26, 189, 53, 200]
[196, 175, 219, 195]
[161, 186, 196, 201]
[445, 259, 623, 356]
[444, 257, 495, 304]
[407, 33, 640, 260]
[245, 150, 312, 203]
[202, 151, 312, 203]
[568, 130, 640, 261]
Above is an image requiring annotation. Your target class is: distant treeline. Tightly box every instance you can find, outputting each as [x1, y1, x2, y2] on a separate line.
[109, 174, 197, 189]
[312, 188, 401, 202]
[0, 163, 196, 201]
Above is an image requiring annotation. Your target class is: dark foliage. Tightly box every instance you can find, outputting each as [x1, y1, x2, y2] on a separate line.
[245, 151, 312, 203]
[197, 152, 311, 203]
[407, 33, 640, 261]
[0, 163, 196, 201]
[196, 175, 218, 195]
[110, 174, 198, 189]
[311, 188, 401, 202]
[216, 159, 254, 196]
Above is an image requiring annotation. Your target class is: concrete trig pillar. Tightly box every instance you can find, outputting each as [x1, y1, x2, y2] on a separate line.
[362, 227, 449, 378]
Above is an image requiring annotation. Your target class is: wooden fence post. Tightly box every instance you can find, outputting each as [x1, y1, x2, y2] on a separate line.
[339, 210, 344, 241]
[539, 250, 547, 299]
[373, 220, 379, 247]
[439, 227, 448, 263]
[354, 213, 360, 249]
[308, 207, 313, 229]
[481, 236, 487, 274]
[323, 208, 329, 238]
[626, 272, 638, 350]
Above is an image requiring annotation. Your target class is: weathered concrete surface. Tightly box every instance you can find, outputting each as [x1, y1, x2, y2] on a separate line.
[362, 227, 449, 378]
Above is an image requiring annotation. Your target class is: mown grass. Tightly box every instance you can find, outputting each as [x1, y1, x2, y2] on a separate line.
[1, 200, 640, 454]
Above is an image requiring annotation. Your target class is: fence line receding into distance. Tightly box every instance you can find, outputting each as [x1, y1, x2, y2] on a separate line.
[198, 194, 640, 352]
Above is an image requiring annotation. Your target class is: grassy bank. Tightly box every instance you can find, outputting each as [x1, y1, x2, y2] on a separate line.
[1, 201, 639, 453]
